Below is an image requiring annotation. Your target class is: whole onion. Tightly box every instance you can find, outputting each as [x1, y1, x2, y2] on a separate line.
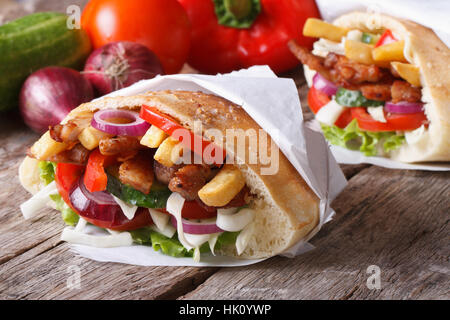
[83, 41, 164, 96]
[19, 67, 95, 133]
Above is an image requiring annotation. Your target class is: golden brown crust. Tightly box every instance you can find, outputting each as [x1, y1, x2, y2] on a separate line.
[333, 12, 450, 162]
[22, 90, 320, 258]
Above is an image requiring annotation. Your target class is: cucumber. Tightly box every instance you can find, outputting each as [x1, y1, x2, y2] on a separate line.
[0, 12, 92, 112]
[106, 173, 172, 209]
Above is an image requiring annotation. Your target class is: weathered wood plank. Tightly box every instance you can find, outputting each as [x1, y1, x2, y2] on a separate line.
[0, 237, 218, 300]
[0, 113, 66, 264]
[180, 166, 450, 300]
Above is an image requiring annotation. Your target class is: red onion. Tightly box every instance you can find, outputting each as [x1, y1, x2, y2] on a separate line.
[92, 109, 150, 136]
[70, 176, 122, 222]
[313, 73, 338, 96]
[19, 67, 94, 133]
[171, 216, 223, 235]
[385, 101, 424, 114]
[83, 41, 163, 96]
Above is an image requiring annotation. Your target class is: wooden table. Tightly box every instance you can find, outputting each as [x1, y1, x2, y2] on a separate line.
[0, 0, 448, 300]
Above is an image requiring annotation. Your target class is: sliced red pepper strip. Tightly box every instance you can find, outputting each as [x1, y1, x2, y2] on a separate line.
[375, 29, 397, 47]
[140, 105, 226, 165]
[83, 149, 116, 193]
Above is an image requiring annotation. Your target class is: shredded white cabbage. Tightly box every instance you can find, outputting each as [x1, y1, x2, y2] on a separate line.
[149, 224, 176, 238]
[166, 192, 194, 250]
[61, 227, 132, 247]
[236, 222, 255, 255]
[112, 195, 137, 220]
[216, 208, 254, 232]
[148, 208, 169, 231]
[20, 181, 58, 220]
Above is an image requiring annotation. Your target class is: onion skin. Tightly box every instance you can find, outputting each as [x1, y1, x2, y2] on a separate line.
[19, 67, 94, 133]
[83, 41, 164, 96]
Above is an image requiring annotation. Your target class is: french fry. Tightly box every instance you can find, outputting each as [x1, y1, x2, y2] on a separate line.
[29, 131, 68, 160]
[140, 125, 168, 149]
[303, 18, 349, 42]
[372, 40, 407, 62]
[198, 165, 246, 207]
[78, 126, 112, 150]
[391, 62, 421, 87]
[344, 40, 375, 65]
[153, 137, 181, 167]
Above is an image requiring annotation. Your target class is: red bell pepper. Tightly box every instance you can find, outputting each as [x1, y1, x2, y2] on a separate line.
[178, 0, 320, 74]
[140, 105, 226, 165]
[375, 29, 397, 47]
[83, 149, 116, 193]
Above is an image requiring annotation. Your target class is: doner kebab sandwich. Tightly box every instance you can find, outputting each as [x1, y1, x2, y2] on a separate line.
[289, 12, 450, 162]
[19, 90, 319, 262]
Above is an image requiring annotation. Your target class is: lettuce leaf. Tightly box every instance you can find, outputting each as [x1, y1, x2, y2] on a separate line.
[321, 119, 405, 156]
[130, 228, 240, 258]
[49, 194, 80, 226]
[38, 161, 56, 185]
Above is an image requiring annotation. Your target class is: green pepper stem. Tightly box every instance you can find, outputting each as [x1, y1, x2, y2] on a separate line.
[213, 0, 261, 29]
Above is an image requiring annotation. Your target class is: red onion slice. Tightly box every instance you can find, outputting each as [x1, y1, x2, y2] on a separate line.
[313, 73, 338, 96]
[92, 109, 150, 136]
[70, 177, 122, 222]
[171, 216, 223, 235]
[385, 101, 424, 114]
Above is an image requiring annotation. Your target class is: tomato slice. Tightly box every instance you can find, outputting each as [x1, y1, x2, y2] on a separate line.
[181, 200, 217, 220]
[375, 29, 397, 47]
[351, 107, 427, 131]
[55, 163, 85, 209]
[84, 149, 116, 193]
[140, 105, 226, 165]
[307, 86, 330, 114]
[307, 87, 353, 128]
[82, 207, 153, 231]
[145, 202, 217, 220]
[56, 163, 153, 231]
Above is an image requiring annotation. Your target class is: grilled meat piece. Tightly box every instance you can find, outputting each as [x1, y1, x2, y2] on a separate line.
[360, 83, 392, 101]
[99, 136, 141, 159]
[49, 116, 91, 143]
[391, 80, 422, 103]
[288, 40, 333, 80]
[119, 151, 154, 194]
[154, 160, 181, 185]
[49, 144, 89, 165]
[168, 165, 211, 201]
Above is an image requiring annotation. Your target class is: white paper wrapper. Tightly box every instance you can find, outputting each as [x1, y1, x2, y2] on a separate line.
[315, 0, 450, 48]
[68, 66, 347, 266]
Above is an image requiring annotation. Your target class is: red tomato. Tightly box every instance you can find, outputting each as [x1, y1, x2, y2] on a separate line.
[55, 163, 153, 231]
[55, 163, 84, 209]
[182, 201, 217, 220]
[82, 208, 153, 231]
[307, 87, 352, 128]
[81, 0, 191, 74]
[307, 86, 331, 113]
[351, 107, 428, 131]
